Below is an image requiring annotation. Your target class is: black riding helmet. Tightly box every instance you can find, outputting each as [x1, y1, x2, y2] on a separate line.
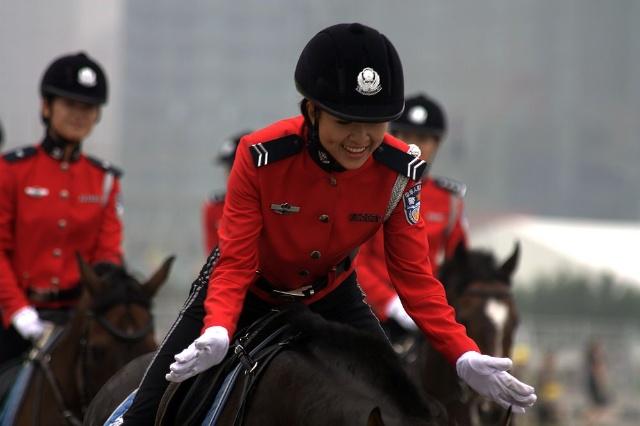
[40, 52, 108, 105]
[295, 23, 404, 123]
[216, 130, 251, 167]
[391, 94, 447, 139]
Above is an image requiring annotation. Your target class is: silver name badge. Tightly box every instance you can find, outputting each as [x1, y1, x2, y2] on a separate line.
[270, 203, 300, 215]
[24, 186, 50, 197]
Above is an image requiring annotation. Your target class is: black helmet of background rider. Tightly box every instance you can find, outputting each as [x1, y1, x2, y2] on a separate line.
[294, 23, 404, 124]
[391, 94, 448, 140]
[40, 52, 108, 124]
[216, 130, 252, 171]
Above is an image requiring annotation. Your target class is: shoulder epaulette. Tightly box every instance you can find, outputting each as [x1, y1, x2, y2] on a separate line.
[433, 175, 467, 197]
[86, 155, 123, 178]
[372, 143, 429, 181]
[2, 146, 37, 163]
[249, 134, 304, 168]
[209, 191, 226, 203]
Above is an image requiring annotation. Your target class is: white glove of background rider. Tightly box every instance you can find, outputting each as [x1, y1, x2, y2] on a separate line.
[456, 351, 537, 413]
[386, 296, 418, 331]
[165, 326, 230, 382]
[11, 306, 45, 341]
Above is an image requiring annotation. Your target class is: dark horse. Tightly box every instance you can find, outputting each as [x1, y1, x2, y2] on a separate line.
[85, 306, 447, 426]
[2, 255, 174, 426]
[414, 243, 520, 426]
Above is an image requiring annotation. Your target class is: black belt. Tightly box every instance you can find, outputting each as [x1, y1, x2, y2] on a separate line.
[255, 250, 357, 299]
[28, 285, 82, 303]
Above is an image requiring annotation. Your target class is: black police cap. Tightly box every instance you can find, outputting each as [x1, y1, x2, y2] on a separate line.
[391, 93, 447, 138]
[216, 130, 251, 166]
[40, 52, 108, 105]
[295, 23, 404, 123]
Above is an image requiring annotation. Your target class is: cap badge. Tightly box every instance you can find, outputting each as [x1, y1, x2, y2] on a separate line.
[408, 106, 428, 124]
[78, 67, 97, 87]
[356, 67, 381, 96]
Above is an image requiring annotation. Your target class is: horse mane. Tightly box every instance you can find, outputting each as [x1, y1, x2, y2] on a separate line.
[282, 305, 437, 419]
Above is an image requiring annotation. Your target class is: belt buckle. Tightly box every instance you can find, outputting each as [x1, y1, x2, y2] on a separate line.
[272, 285, 314, 298]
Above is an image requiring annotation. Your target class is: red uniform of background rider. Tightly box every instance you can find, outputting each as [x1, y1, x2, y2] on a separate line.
[0, 52, 123, 364]
[357, 94, 469, 330]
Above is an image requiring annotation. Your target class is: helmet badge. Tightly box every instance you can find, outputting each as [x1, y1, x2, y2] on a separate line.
[408, 105, 428, 124]
[78, 67, 97, 87]
[356, 67, 381, 96]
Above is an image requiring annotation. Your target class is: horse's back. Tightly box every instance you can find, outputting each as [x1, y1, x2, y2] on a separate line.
[84, 352, 155, 426]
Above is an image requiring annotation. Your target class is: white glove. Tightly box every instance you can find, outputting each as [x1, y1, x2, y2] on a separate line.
[456, 351, 537, 413]
[11, 306, 45, 341]
[165, 326, 229, 383]
[386, 296, 418, 331]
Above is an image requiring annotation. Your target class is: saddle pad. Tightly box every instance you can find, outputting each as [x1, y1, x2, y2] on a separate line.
[103, 389, 138, 426]
[0, 362, 34, 426]
[0, 325, 64, 426]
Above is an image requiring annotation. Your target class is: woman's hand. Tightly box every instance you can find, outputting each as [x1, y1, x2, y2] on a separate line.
[165, 326, 229, 383]
[456, 351, 537, 413]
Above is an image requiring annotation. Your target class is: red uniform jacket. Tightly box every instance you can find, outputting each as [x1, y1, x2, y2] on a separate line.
[203, 116, 478, 364]
[202, 193, 225, 255]
[0, 141, 123, 326]
[357, 176, 468, 319]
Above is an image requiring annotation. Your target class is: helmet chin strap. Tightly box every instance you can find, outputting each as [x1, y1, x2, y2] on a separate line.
[306, 113, 345, 173]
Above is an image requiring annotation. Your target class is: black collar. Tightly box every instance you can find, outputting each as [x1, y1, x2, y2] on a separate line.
[306, 125, 345, 173]
[41, 132, 82, 162]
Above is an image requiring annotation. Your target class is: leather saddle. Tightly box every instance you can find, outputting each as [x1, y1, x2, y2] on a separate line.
[155, 306, 302, 426]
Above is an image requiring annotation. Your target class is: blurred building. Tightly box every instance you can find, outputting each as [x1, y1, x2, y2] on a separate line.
[472, 215, 640, 288]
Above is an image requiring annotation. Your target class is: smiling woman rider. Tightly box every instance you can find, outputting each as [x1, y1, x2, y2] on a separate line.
[119, 23, 536, 424]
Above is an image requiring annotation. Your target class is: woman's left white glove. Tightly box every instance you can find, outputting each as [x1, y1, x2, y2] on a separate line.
[165, 326, 229, 383]
[456, 351, 537, 413]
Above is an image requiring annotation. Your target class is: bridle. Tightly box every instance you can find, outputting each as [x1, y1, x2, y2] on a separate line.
[31, 296, 153, 426]
[455, 281, 515, 426]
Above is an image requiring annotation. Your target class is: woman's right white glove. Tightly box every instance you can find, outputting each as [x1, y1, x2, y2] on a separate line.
[11, 306, 45, 341]
[165, 326, 230, 383]
[385, 296, 418, 331]
[456, 351, 537, 413]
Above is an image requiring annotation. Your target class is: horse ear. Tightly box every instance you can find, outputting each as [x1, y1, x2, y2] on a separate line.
[367, 407, 385, 426]
[142, 255, 175, 298]
[498, 241, 520, 281]
[76, 252, 103, 296]
[453, 241, 468, 265]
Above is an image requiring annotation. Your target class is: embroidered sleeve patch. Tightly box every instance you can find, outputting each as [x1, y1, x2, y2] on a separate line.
[402, 182, 422, 225]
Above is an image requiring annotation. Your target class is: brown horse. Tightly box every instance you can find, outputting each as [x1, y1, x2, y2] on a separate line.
[7, 255, 174, 426]
[416, 243, 520, 426]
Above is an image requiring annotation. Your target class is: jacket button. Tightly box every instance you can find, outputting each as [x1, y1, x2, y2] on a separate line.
[51, 277, 60, 285]
[60, 189, 70, 199]
[60, 162, 70, 171]
[310, 250, 321, 259]
[298, 269, 310, 277]
[318, 214, 329, 223]
[52, 248, 62, 257]
[58, 219, 67, 228]
[329, 176, 337, 186]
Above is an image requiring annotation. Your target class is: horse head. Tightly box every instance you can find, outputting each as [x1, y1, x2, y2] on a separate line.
[438, 242, 520, 425]
[73, 254, 175, 397]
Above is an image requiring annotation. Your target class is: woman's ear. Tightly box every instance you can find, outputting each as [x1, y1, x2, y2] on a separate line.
[41, 98, 51, 120]
[306, 101, 317, 126]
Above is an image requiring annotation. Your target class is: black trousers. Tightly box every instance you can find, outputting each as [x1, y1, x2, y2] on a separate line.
[122, 270, 385, 424]
[0, 325, 30, 365]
